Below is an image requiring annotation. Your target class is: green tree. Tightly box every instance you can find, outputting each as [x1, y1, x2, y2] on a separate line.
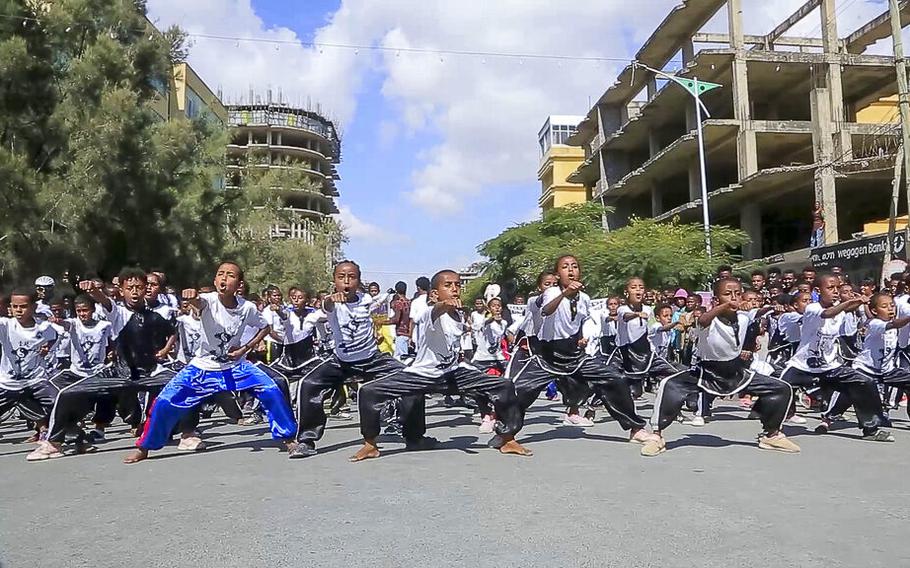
[0, 1, 235, 286]
[471, 202, 749, 299]
[223, 167, 340, 293]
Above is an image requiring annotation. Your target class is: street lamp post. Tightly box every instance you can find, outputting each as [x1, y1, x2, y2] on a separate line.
[634, 63, 722, 257]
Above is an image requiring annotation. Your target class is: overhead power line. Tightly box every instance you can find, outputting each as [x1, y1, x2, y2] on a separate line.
[0, 12, 676, 65]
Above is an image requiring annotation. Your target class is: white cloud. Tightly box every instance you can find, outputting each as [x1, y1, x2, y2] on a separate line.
[335, 205, 404, 244]
[149, 0, 892, 218]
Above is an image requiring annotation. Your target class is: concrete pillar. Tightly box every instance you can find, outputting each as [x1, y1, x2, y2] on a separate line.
[276, 132, 282, 145]
[267, 129, 272, 145]
[647, 76, 658, 101]
[727, 0, 745, 49]
[732, 58, 759, 180]
[649, 129, 661, 158]
[650, 183, 663, 217]
[820, 0, 852, 160]
[688, 163, 701, 202]
[681, 40, 695, 66]
[740, 203, 762, 259]
[247, 130, 252, 145]
[729, 0, 757, 180]
[811, 66, 839, 245]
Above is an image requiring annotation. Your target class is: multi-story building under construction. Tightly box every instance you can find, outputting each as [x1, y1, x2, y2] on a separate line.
[569, 0, 907, 267]
[226, 99, 341, 243]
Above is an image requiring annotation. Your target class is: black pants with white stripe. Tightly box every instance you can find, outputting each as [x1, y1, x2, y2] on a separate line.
[358, 366, 521, 440]
[45, 368, 178, 444]
[294, 352, 426, 447]
[0, 381, 58, 426]
[780, 365, 886, 435]
[826, 368, 910, 422]
[505, 348, 591, 410]
[652, 360, 791, 433]
[511, 356, 646, 432]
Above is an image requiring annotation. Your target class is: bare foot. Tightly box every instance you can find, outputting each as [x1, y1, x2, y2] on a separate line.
[499, 439, 533, 456]
[123, 448, 148, 464]
[349, 441, 381, 462]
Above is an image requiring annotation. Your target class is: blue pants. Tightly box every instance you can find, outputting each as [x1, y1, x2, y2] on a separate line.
[138, 360, 296, 451]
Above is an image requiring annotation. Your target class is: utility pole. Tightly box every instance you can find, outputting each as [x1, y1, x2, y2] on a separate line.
[889, 0, 910, 262]
[885, 144, 903, 273]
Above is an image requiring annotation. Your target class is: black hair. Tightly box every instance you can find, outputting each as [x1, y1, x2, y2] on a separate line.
[716, 265, 733, 273]
[216, 260, 245, 282]
[394, 281, 407, 294]
[73, 294, 95, 307]
[487, 297, 503, 306]
[750, 270, 765, 278]
[803, 266, 816, 273]
[536, 270, 555, 286]
[870, 292, 892, 309]
[812, 273, 837, 289]
[47, 294, 66, 306]
[264, 284, 280, 294]
[10, 288, 38, 303]
[118, 266, 147, 285]
[430, 270, 458, 289]
[553, 255, 578, 273]
[368, 281, 380, 289]
[333, 260, 361, 279]
[768, 267, 781, 275]
[775, 293, 791, 305]
[712, 276, 740, 296]
[416, 276, 430, 291]
[246, 293, 261, 302]
[783, 269, 796, 275]
[788, 292, 809, 306]
[655, 303, 672, 315]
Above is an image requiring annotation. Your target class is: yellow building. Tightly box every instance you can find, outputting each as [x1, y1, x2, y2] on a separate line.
[149, 62, 227, 125]
[538, 116, 587, 213]
[856, 95, 899, 124]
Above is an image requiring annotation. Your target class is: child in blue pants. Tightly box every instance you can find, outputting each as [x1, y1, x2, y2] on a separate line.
[137, 360, 295, 451]
[125, 261, 299, 463]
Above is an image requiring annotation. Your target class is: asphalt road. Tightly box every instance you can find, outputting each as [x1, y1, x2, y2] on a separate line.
[1, 396, 908, 568]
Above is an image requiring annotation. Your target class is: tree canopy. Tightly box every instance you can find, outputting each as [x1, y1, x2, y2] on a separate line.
[467, 201, 749, 299]
[0, 0, 337, 292]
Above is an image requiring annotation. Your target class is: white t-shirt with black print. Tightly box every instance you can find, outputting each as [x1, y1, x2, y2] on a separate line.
[0, 318, 57, 388]
[616, 304, 653, 347]
[472, 319, 506, 363]
[328, 293, 378, 363]
[284, 309, 321, 345]
[897, 296, 910, 349]
[406, 308, 466, 378]
[854, 318, 898, 375]
[50, 322, 70, 363]
[790, 302, 844, 373]
[648, 322, 672, 359]
[778, 312, 802, 343]
[67, 318, 113, 377]
[191, 292, 266, 371]
[694, 311, 752, 362]
[537, 287, 590, 341]
[176, 314, 204, 364]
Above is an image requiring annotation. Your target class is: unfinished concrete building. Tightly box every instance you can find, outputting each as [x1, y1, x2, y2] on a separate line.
[568, 0, 908, 263]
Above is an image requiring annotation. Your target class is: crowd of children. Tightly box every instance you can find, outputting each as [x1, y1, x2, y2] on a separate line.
[0, 258, 907, 464]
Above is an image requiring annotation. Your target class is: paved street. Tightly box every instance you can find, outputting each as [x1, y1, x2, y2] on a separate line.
[2, 396, 909, 568]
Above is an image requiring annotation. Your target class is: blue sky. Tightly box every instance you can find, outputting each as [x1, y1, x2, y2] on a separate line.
[147, 0, 895, 289]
